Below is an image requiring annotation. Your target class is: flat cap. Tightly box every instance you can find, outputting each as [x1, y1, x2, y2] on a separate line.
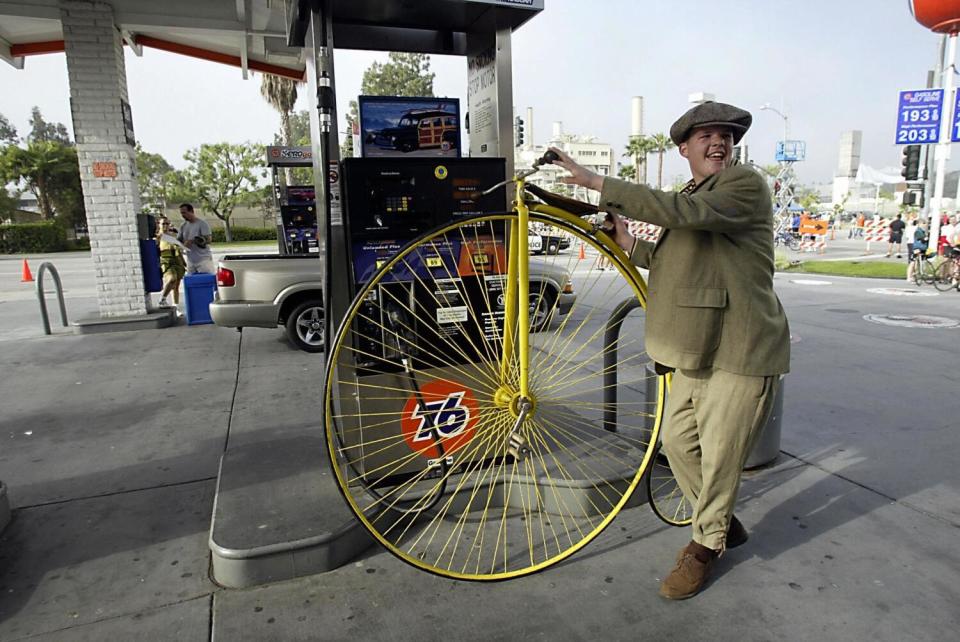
[669, 101, 752, 145]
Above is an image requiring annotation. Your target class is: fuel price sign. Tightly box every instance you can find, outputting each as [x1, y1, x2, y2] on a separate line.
[895, 89, 943, 145]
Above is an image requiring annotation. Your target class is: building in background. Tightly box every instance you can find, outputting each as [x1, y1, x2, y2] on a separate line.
[514, 113, 614, 204]
[831, 130, 863, 208]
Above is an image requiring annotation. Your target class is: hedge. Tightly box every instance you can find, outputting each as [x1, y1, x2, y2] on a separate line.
[211, 225, 277, 242]
[0, 222, 67, 253]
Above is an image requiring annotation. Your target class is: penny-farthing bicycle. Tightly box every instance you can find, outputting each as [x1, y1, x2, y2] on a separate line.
[323, 151, 683, 580]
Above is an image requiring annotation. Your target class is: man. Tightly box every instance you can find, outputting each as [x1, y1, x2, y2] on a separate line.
[177, 203, 214, 274]
[904, 216, 918, 278]
[548, 101, 790, 600]
[887, 213, 906, 258]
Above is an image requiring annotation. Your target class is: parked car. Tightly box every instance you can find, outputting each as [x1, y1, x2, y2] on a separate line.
[210, 254, 576, 352]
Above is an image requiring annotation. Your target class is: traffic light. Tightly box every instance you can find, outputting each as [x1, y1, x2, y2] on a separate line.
[901, 144, 921, 181]
[903, 187, 925, 207]
[514, 116, 524, 148]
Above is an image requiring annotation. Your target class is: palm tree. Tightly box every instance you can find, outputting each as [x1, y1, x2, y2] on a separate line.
[0, 140, 75, 219]
[623, 135, 654, 185]
[617, 164, 636, 181]
[259, 73, 299, 183]
[649, 133, 675, 190]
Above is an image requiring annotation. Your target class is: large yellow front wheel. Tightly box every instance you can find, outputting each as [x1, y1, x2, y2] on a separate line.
[323, 212, 664, 580]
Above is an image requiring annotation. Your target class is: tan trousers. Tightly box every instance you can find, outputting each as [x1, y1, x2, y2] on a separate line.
[660, 367, 779, 551]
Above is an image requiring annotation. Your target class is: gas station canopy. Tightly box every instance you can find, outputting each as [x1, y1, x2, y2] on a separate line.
[0, 0, 541, 77]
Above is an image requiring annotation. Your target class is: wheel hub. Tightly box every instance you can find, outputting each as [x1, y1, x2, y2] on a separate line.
[494, 387, 536, 419]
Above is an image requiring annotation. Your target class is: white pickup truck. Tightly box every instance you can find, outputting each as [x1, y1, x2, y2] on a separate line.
[210, 254, 576, 353]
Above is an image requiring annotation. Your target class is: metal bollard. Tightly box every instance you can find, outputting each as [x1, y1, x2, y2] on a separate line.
[36, 262, 69, 335]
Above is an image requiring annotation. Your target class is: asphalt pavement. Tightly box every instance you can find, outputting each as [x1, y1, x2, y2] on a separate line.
[1, 246, 959, 641]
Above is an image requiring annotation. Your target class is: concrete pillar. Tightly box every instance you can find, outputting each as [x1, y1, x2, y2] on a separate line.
[60, 0, 146, 318]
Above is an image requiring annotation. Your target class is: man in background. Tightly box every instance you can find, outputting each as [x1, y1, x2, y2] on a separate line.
[177, 203, 214, 274]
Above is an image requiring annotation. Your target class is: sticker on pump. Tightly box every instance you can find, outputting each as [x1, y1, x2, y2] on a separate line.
[400, 380, 478, 458]
[434, 165, 448, 180]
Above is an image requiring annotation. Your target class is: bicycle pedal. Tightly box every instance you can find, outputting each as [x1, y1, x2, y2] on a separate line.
[507, 432, 530, 461]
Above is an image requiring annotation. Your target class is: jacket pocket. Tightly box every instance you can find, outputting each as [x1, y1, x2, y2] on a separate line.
[674, 287, 727, 353]
[676, 287, 727, 309]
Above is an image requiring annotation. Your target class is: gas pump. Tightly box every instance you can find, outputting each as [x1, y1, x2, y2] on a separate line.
[338, 157, 507, 480]
[209, 0, 544, 587]
[265, 145, 319, 255]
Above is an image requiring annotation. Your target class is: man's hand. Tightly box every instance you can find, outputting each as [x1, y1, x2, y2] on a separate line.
[547, 147, 604, 192]
[184, 238, 194, 248]
[602, 213, 635, 253]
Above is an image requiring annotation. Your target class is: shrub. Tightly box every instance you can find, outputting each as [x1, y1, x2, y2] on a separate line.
[0, 222, 67, 253]
[210, 225, 277, 242]
[65, 237, 91, 251]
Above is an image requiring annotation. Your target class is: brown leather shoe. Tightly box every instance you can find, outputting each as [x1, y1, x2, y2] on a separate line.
[660, 541, 715, 600]
[727, 515, 749, 549]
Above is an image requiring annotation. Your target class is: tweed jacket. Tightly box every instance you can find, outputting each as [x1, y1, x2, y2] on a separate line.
[600, 165, 790, 376]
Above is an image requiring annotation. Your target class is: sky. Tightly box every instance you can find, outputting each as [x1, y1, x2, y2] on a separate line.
[0, 0, 953, 187]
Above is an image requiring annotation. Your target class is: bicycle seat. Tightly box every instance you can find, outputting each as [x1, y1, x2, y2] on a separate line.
[525, 184, 599, 217]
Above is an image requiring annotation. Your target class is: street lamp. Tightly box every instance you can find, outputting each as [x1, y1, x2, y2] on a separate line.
[759, 103, 788, 142]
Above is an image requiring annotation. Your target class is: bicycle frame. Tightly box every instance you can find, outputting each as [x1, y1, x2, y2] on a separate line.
[495, 170, 649, 409]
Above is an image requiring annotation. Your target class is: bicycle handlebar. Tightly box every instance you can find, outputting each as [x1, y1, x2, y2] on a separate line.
[477, 150, 562, 198]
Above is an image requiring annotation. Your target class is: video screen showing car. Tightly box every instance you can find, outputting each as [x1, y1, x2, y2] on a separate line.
[359, 96, 461, 159]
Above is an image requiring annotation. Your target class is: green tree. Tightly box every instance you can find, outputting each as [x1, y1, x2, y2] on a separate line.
[47, 146, 86, 229]
[284, 110, 311, 146]
[623, 135, 654, 185]
[28, 107, 71, 145]
[180, 142, 265, 242]
[617, 164, 636, 181]
[648, 133, 675, 190]
[0, 140, 78, 220]
[798, 190, 820, 212]
[162, 169, 194, 208]
[0, 186, 20, 220]
[135, 144, 176, 214]
[343, 52, 435, 158]
[0, 113, 17, 145]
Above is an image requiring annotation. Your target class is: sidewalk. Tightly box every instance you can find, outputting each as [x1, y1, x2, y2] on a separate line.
[1, 275, 959, 640]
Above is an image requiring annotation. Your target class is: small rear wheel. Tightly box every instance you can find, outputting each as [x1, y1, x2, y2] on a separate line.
[647, 444, 692, 527]
[286, 299, 325, 353]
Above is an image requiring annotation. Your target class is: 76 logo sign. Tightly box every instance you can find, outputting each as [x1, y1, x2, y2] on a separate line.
[401, 380, 478, 458]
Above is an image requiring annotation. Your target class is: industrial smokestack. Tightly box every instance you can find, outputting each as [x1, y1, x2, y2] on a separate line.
[552, 121, 563, 142]
[631, 96, 644, 138]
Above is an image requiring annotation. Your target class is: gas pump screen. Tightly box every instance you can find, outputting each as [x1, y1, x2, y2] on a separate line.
[359, 96, 461, 158]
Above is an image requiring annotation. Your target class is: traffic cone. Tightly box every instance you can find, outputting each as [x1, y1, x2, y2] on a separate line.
[578, 243, 586, 260]
[21, 259, 34, 282]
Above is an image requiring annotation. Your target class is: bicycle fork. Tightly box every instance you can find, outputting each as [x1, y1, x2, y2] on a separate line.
[498, 180, 531, 404]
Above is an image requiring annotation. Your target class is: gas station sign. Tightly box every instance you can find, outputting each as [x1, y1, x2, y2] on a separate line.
[895, 89, 943, 144]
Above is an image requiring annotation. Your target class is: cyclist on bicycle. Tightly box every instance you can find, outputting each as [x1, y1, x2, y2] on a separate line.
[548, 100, 790, 600]
[907, 222, 930, 283]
